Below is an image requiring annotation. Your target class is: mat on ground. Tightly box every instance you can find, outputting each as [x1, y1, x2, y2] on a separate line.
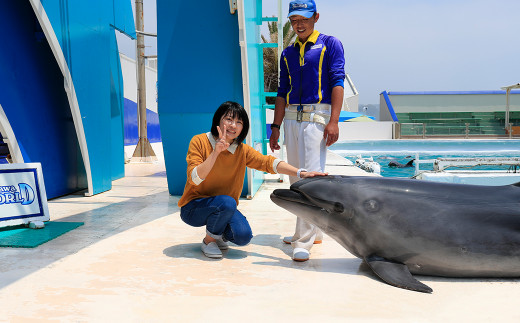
[0, 221, 84, 248]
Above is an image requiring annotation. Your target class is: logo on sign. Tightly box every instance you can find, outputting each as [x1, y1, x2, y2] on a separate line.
[0, 183, 35, 206]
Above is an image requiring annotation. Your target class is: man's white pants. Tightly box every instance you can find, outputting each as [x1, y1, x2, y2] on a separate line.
[284, 118, 326, 251]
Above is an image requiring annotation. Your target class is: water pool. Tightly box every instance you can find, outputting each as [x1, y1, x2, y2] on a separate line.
[331, 139, 520, 178]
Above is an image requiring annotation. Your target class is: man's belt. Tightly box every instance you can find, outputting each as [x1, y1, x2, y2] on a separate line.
[284, 111, 329, 125]
[286, 104, 331, 113]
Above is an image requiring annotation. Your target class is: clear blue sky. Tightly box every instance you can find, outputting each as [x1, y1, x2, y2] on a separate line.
[117, 0, 520, 104]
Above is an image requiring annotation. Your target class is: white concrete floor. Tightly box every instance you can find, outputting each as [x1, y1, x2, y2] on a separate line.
[0, 151, 519, 322]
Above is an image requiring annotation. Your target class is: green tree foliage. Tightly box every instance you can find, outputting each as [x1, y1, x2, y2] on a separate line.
[261, 20, 296, 102]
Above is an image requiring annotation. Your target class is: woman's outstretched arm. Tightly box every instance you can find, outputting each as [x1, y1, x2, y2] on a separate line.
[276, 161, 328, 179]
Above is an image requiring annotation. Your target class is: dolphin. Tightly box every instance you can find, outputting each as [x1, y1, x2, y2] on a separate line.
[388, 159, 414, 168]
[355, 157, 381, 174]
[270, 175, 520, 293]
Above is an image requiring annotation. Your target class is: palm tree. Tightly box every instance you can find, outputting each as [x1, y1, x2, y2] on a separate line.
[261, 20, 296, 102]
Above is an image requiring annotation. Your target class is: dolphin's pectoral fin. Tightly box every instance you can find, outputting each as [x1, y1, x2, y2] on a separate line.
[364, 256, 433, 293]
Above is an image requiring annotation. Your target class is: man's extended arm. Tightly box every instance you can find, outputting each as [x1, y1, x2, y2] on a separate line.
[269, 96, 287, 152]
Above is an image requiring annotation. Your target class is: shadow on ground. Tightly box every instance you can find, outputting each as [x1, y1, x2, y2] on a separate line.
[0, 188, 178, 289]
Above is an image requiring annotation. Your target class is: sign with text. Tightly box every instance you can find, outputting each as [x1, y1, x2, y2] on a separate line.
[0, 163, 50, 228]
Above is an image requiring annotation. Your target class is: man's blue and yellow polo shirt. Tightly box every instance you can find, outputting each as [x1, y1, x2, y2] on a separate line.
[277, 30, 345, 105]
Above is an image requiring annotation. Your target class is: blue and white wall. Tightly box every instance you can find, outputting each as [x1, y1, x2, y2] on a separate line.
[0, 0, 135, 198]
[120, 54, 161, 148]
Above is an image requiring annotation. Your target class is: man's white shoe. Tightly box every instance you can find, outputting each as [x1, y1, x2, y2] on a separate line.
[283, 236, 294, 244]
[283, 236, 322, 244]
[201, 240, 222, 258]
[292, 248, 310, 262]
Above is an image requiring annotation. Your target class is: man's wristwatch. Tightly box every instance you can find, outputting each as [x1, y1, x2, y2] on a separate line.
[270, 123, 280, 130]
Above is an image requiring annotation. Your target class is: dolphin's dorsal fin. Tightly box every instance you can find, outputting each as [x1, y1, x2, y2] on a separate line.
[406, 159, 415, 167]
[364, 256, 432, 293]
[512, 181, 520, 187]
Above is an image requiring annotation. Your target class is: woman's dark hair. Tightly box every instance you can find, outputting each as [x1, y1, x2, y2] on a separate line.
[211, 101, 250, 145]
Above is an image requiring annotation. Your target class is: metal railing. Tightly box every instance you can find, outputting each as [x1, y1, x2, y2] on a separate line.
[395, 122, 520, 139]
[412, 155, 520, 178]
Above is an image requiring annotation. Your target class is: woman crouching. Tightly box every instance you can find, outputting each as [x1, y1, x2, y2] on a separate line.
[178, 101, 327, 258]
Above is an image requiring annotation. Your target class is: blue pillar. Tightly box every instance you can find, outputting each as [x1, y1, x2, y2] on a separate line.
[157, 1, 244, 195]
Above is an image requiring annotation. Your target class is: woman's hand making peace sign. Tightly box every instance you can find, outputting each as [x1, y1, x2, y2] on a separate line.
[195, 125, 230, 180]
[215, 125, 230, 154]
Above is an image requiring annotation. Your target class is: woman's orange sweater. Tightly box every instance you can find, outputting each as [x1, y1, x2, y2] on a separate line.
[178, 133, 279, 207]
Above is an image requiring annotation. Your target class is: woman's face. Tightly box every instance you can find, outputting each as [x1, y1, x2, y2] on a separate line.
[219, 112, 243, 143]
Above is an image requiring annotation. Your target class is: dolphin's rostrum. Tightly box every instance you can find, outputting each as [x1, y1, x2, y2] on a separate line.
[270, 175, 520, 293]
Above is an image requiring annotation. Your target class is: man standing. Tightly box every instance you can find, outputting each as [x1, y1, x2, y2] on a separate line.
[269, 0, 345, 261]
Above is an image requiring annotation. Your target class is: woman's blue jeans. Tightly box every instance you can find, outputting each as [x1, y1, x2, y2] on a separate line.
[180, 195, 253, 246]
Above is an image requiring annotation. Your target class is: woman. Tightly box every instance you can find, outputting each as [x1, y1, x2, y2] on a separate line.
[178, 101, 327, 259]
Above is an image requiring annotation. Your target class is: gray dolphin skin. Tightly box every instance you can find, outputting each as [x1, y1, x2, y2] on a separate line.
[270, 175, 520, 293]
[388, 159, 414, 168]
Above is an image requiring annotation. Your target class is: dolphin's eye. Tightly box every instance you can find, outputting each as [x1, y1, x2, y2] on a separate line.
[364, 199, 380, 212]
[333, 202, 344, 213]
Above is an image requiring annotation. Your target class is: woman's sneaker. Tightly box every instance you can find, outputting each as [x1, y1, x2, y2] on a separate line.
[201, 240, 222, 258]
[215, 237, 229, 250]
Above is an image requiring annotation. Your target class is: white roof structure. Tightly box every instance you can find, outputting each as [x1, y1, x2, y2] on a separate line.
[501, 83, 520, 91]
[343, 73, 359, 111]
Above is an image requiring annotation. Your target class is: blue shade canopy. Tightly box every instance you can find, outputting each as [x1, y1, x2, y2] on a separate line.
[339, 111, 375, 122]
[112, 0, 137, 39]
